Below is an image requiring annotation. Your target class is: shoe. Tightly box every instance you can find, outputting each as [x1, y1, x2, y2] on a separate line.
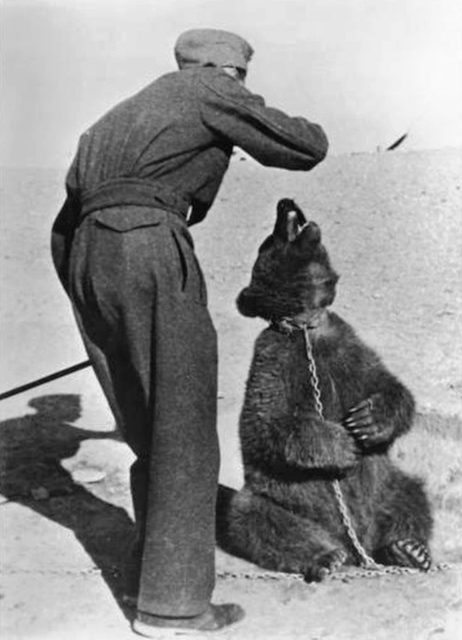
[132, 603, 245, 637]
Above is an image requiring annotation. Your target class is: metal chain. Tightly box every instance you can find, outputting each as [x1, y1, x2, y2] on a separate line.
[1, 566, 103, 576]
[330, 479, 380, 569]
[301, 325, 412, 576]
[302, 329, 325, 419]
[217, 561, 451, 583]
[1, 563, 451, 582]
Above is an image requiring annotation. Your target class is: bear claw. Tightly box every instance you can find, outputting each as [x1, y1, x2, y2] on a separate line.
[382, 538, 431, 572]
[304, 548, 348, 582]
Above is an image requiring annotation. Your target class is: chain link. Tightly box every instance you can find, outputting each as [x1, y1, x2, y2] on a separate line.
[217, 561, 451, 583]
[1, 566, 103, 577]
[302, 329, 325, 419]
[330, 479, 380, 569]
[1, 563, 451, 582]
[302, 325, 414, 577]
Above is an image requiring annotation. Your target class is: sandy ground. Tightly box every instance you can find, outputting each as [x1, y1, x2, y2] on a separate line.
[1, 148, 462, 639]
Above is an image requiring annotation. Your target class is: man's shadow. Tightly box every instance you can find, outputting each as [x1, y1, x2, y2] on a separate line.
[0, 393, 136, 619]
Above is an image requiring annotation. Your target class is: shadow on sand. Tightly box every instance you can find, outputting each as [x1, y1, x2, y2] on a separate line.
[0, 393, 136, 620]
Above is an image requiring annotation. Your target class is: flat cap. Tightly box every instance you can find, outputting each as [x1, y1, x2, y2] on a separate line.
[174, 28, 253, 71]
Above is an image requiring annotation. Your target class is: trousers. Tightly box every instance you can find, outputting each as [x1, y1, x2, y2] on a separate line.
[67, 206, 219, 617]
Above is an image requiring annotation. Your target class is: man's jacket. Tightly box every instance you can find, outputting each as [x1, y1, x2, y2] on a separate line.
[51, 67, 329, 287]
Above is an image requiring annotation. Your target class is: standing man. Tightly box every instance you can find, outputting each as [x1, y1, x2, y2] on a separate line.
[51, 28, 328, 637]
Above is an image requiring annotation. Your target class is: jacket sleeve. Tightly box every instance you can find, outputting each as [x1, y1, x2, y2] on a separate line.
[197, 71, 329, 170]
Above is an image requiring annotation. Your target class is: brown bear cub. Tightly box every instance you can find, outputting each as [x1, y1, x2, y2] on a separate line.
[218, 198, 432, 581]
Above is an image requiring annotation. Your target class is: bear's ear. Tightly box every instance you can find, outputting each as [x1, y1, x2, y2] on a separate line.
[273, 199, 307, 243]
[236, 288, 258, 317]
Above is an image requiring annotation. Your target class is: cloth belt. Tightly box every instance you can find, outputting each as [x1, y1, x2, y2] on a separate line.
[78, 177, 190, 222]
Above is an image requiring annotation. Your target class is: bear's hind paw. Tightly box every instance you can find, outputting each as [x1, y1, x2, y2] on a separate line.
[381, 538, 431, 572]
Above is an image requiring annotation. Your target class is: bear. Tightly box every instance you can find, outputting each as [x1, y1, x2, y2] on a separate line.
[217, 198, 433, 581]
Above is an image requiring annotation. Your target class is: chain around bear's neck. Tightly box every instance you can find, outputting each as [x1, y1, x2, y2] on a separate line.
[271, 309, 327, 335]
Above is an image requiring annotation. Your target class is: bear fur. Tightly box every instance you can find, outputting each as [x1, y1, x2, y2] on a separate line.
[217, 199, 432, 581]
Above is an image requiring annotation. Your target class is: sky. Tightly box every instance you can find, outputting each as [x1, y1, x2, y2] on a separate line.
[2, 0, 462, 167]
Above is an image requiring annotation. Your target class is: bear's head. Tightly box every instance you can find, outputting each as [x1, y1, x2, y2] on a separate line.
[237, 199, 339, 325]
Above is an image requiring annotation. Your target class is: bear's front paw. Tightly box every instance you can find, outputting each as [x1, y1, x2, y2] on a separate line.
[304, 548, 348, 582]
[343, 394, 393, 449]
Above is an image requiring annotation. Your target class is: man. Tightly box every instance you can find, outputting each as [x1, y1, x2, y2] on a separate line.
[51, 28, 328, 637]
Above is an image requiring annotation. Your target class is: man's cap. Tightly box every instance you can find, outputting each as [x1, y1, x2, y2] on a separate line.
[174, 28, 254, 71]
